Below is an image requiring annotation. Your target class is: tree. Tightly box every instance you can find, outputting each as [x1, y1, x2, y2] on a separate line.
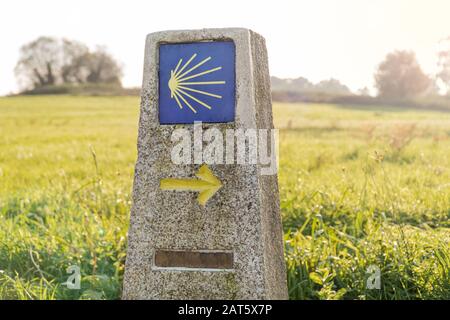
[437, 37, 450, 94]
[15, 37, 62, 88]
[374, 50, 432, 99]
[270, 76, 314, 92]
[61, 47, 122, 85]
[60, 39, 89, 83]
[314, 78, 351, 95]
[357, 86, 371, 96]
[83, 47, 123, 84]
[15, 37, 122, 90]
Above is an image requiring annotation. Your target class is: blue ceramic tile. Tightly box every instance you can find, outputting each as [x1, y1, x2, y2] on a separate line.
[159, 41, 235, 124]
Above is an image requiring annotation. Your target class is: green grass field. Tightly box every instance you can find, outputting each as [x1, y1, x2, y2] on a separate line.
[0, 96, 449, 299]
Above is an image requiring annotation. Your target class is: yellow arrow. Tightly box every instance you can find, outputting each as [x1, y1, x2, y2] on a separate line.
[160, 164, 223, 206]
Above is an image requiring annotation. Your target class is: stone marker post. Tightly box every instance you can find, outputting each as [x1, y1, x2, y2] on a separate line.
[123, 28, 288, 299]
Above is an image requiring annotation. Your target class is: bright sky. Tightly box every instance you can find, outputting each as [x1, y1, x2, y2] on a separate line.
[1, 0, 450, 95]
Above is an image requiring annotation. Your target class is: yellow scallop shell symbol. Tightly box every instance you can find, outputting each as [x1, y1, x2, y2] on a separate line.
[168, 53, 225, 113]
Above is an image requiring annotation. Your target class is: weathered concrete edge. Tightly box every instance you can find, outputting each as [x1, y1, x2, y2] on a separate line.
[249, 30, 288, 299]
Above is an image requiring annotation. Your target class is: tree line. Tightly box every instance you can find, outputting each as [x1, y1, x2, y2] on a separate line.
[273, 37, 450, 100]
[15, 36, 450, 100]
[15, 37, 123, 91]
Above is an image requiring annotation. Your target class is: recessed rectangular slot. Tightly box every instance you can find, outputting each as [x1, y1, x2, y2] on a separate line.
[154, 250, 233, 270]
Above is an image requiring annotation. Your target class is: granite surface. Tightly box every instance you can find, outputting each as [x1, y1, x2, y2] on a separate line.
[122, 28, 288, 300]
